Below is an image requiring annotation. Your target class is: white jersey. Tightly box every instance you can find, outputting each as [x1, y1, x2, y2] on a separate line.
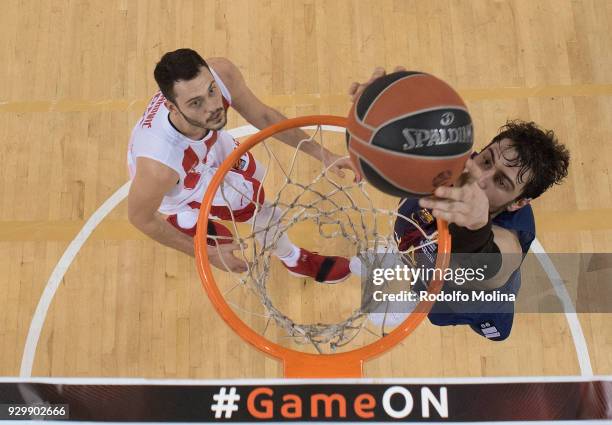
[127, 67, 261, 217]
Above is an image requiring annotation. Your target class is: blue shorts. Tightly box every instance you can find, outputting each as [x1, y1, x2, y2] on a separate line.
[427, 302, 515, 341]
[421, 271, 521, 342]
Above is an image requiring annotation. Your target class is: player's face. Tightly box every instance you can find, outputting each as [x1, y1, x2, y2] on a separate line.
[473, 138, 532, 214]
[172, 67, 227, 131]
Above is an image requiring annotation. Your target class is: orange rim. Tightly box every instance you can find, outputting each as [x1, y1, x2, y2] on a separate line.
[194, 115, 451, 378]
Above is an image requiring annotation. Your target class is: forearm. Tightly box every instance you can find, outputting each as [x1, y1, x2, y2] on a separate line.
[133, 213, 195, 256]
[258, 108, 332, 160]
[445, 219, 498, 291]
[448, 224, 522, 291]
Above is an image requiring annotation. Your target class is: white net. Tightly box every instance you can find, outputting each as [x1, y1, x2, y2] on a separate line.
[206, 124, 438, 354]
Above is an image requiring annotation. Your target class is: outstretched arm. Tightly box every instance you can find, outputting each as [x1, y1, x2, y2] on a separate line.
[127, 156, 248, 272]
[128, 157, 196, 256]
[418, 159, 522, 290]
[209, 57, 358, 180]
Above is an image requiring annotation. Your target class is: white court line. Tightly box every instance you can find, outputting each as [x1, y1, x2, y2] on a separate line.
[19, 182, 132, 377]
[18, 125, 255, 377]
[19, 123, 592, 380]
[530, 239, 593, 376]
[1, 375, 611, 385]
[228, 124, 258, 138]
[322, 123, 593, 377]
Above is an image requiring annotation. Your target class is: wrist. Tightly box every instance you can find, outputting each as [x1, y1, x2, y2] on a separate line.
[449, 217, 493, 253]
[320, 148, 335, 162]
[295, 137, 320, 158]
[305, 143, 329, 162]
[468, 215, 490, 231]
[448, 217, 502, 280]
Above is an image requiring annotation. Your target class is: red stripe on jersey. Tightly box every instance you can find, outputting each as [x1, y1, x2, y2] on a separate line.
[182, 146, 201, 190]
[184, 173, 201, 190]
[203, 131, 219, 164]
[182, 146, 198, 172]
[242, 151, 256, 178]
[188, 201, 201, 209]
[205, 131, 218, 150]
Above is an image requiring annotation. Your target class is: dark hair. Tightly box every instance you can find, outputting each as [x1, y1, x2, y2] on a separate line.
[486, 120, 570, 199]
[153, 49, 209, 103]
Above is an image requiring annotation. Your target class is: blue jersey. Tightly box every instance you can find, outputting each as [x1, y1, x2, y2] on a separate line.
[394, 198, 536, 341]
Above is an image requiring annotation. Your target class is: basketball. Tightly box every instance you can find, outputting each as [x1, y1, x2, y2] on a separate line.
[346, 71, 474, 198]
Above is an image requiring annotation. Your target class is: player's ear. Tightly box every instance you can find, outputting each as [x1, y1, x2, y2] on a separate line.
[164, 100, 177, 113]
[506, 197, 531, 212]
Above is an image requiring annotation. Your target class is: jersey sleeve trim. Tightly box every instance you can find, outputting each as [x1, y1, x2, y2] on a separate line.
[209, 66, 232, 106]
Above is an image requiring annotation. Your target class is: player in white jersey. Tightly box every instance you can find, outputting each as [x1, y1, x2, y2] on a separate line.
[127, 49, 356, 281]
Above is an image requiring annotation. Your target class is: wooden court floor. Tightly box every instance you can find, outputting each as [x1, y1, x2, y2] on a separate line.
[0, 0, 610, 379]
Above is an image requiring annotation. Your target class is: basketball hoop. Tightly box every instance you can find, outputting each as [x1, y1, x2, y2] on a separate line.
[194, 115, 451, 378]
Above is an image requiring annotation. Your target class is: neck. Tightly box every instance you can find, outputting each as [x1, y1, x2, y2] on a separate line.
[490, 203, 514, 218]
[168, 110, 209, 141]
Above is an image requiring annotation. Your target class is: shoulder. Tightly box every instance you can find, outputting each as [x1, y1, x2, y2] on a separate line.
[131, 130, 175, 154]
[207, 57, 244, 88]
[492, 225, 522, 254]
[493, 205, 536, 253]
[493, 204, 534, 229]
[129, 128, 185, 178]
[132, 156, 179, 186]
[128, 156, 178, 215]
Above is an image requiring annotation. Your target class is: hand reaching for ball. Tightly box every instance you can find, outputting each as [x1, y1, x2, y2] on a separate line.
[418, 159, 490, 230]
[348, 66, 407, 102]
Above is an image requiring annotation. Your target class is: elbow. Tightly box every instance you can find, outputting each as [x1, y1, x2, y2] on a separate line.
[127, 205, 152, 234]
[127, 203, 140, 228]
[128, 212, 140, 229]
[128, 212, 145, 233]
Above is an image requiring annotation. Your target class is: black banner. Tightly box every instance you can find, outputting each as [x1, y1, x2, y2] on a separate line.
[0, 379, 610, 421]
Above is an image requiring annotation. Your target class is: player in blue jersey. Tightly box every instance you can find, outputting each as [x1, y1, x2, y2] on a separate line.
[349, 68, 570, 341]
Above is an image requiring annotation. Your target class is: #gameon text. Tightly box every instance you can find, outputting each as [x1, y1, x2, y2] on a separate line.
[372, 265, 486, 286]
[247, 386, 448, 419]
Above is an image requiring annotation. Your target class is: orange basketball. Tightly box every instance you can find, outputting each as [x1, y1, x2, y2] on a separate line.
[346, 71, 473, 197]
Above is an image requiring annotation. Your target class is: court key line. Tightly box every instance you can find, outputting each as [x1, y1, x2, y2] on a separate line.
[530, 239, 593, 376]
[19, 124, 592, 378]
[19, 182, 132, 377]
[19, 125, 257, 377]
